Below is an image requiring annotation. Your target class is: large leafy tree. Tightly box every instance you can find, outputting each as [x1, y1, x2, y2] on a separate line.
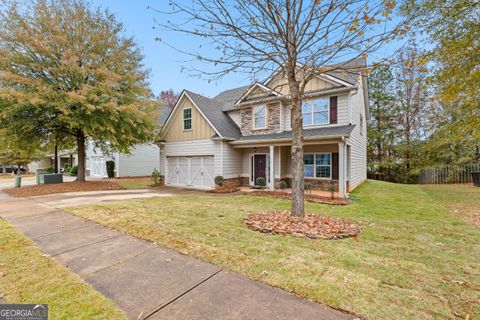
[154, 0, 407, 216]
[403, 0, 480, 164]
[393, 41, 431, 179]
[0, 0, 156, 181]
[0, 129, 44, 174]
[367, 65, 398, 181]
[367, 41, 431, 183]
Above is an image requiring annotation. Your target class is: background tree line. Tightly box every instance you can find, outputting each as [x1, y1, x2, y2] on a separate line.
[367, 0, 479, 183]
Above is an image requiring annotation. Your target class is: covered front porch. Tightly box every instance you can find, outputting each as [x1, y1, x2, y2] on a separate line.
[232, 139, 350, 198]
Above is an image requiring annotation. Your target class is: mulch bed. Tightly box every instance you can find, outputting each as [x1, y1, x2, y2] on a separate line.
[4, 181, 125, 198]
[210, 181, 240, 194]
[248, 190, 352, 205]
[244, 210, 361, 240]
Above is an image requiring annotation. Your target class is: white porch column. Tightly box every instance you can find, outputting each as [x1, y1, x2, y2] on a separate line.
[269, 145, 275, 190]
[57, 156, 61, 173]
[338, 142, 346, 198]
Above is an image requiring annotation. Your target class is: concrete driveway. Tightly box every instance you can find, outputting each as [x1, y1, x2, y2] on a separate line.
[0, 191, 355, 320]
[29, 189, 177, 208]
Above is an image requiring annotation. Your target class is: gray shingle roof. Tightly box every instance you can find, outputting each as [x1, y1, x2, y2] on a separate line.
[324, 57, 366, 85]
[185, 90, 242, 139]
[157, 106, 173, 126]
[168, 58, 364, 141]
[213, 85, 250, 111]
[233, 125, 355, 143]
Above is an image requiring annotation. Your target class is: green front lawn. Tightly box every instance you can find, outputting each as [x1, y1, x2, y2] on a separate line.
[0, 220, 126, 320]
[65, 181, 480, 319]
[113, 177, 152, 189]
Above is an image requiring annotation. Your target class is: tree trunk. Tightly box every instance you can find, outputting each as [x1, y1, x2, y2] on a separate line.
[1, 163, 5, 175]
[287, 69, 305, 217]
[54, 145, 58, 174]
[76, 131, 86, 182]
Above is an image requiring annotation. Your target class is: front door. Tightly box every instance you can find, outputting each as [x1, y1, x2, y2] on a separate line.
[254, 154, 267, 185]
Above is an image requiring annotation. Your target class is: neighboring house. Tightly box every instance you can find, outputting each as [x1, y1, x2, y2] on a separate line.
[85, 141, 160, 178]
[158, 58, 368, 197]
[29, 151, 78, 173]
[31, 143, 160, 178]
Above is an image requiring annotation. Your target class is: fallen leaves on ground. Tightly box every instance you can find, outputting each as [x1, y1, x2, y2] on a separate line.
[244, 210, 361, 240]
[211, 181, 240, 193]
[249, 190, 351, 205]
[4, 181, 125, 198]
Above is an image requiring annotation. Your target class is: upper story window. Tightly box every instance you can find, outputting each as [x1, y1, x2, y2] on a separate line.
[253, 105, 266, 129]
[302, 97, 329, 126]
[183, 108, 192, 130]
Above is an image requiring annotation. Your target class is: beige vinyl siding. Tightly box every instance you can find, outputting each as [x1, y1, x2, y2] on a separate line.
[159, 146, 165, 176]
[267, 70, 336, 95]
[304, 77, 336, 92]
[163, 96, 215, 142]
[337, 94, 349, 124]
[117, 144, 160, 177]
[221, 142, 243, 178]
[280, 144, 339, 177]
[347, 76, 367, 190]
[161, 139, 242, 179]
[160, 139, 222, 177]
[240, 147, 281, 180]
[281, 103, 291, 131]
[226, 110, 241, 127]
[281, 93, 349, 131]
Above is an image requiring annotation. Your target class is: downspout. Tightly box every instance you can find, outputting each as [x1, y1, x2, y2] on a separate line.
[347, 91, 353, 124]
[220, 140, 224, 177]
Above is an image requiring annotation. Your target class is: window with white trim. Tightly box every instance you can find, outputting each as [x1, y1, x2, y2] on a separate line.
[302, 97, 329, 126]
[304, 153, 331, 178]
[253, 105, 266, 129]
[183, 108, 192, 130]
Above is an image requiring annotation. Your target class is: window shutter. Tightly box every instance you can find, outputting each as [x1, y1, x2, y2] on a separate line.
[332, 152, 339, 180]
[330, 96, 338, 124]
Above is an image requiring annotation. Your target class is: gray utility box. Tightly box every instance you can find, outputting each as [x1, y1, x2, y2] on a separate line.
[42, 173, 64, 184]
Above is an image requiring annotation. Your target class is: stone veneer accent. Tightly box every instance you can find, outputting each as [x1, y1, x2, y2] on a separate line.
[235, 176, 341, 192]
[275, 178, 339, 192]
[240, 102, 281, 136]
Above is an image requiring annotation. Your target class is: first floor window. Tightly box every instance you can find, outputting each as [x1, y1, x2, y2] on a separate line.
[183, 108, 192, 130]
[304, 154, 314, 177]
[316, 153, 331, 178]
[304, 153, 331, 178]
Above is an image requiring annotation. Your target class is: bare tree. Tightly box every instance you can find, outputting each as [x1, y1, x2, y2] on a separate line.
[152, 0, 407, 216]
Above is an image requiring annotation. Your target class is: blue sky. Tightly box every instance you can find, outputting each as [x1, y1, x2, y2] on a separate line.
[90, 0, 246, 98]
[90, 1, 405, 98]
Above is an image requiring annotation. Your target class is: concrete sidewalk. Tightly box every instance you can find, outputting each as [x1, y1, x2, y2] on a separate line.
[0, 193, 355, 320]
[0, 175, 77, 189]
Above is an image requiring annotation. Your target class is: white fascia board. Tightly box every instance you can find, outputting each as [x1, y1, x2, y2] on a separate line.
[161, 90, 222, 138]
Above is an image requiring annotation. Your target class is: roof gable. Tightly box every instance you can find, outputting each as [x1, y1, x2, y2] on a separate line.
[162, 90, 242, 140]
[161, 91, 220, 138]
[234, 82, 282, 105]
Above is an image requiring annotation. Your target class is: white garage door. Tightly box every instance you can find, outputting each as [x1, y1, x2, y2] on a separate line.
[166, 156, 214, 188]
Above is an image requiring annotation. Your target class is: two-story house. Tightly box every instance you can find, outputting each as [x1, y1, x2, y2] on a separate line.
[158, 58, 368, 197]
